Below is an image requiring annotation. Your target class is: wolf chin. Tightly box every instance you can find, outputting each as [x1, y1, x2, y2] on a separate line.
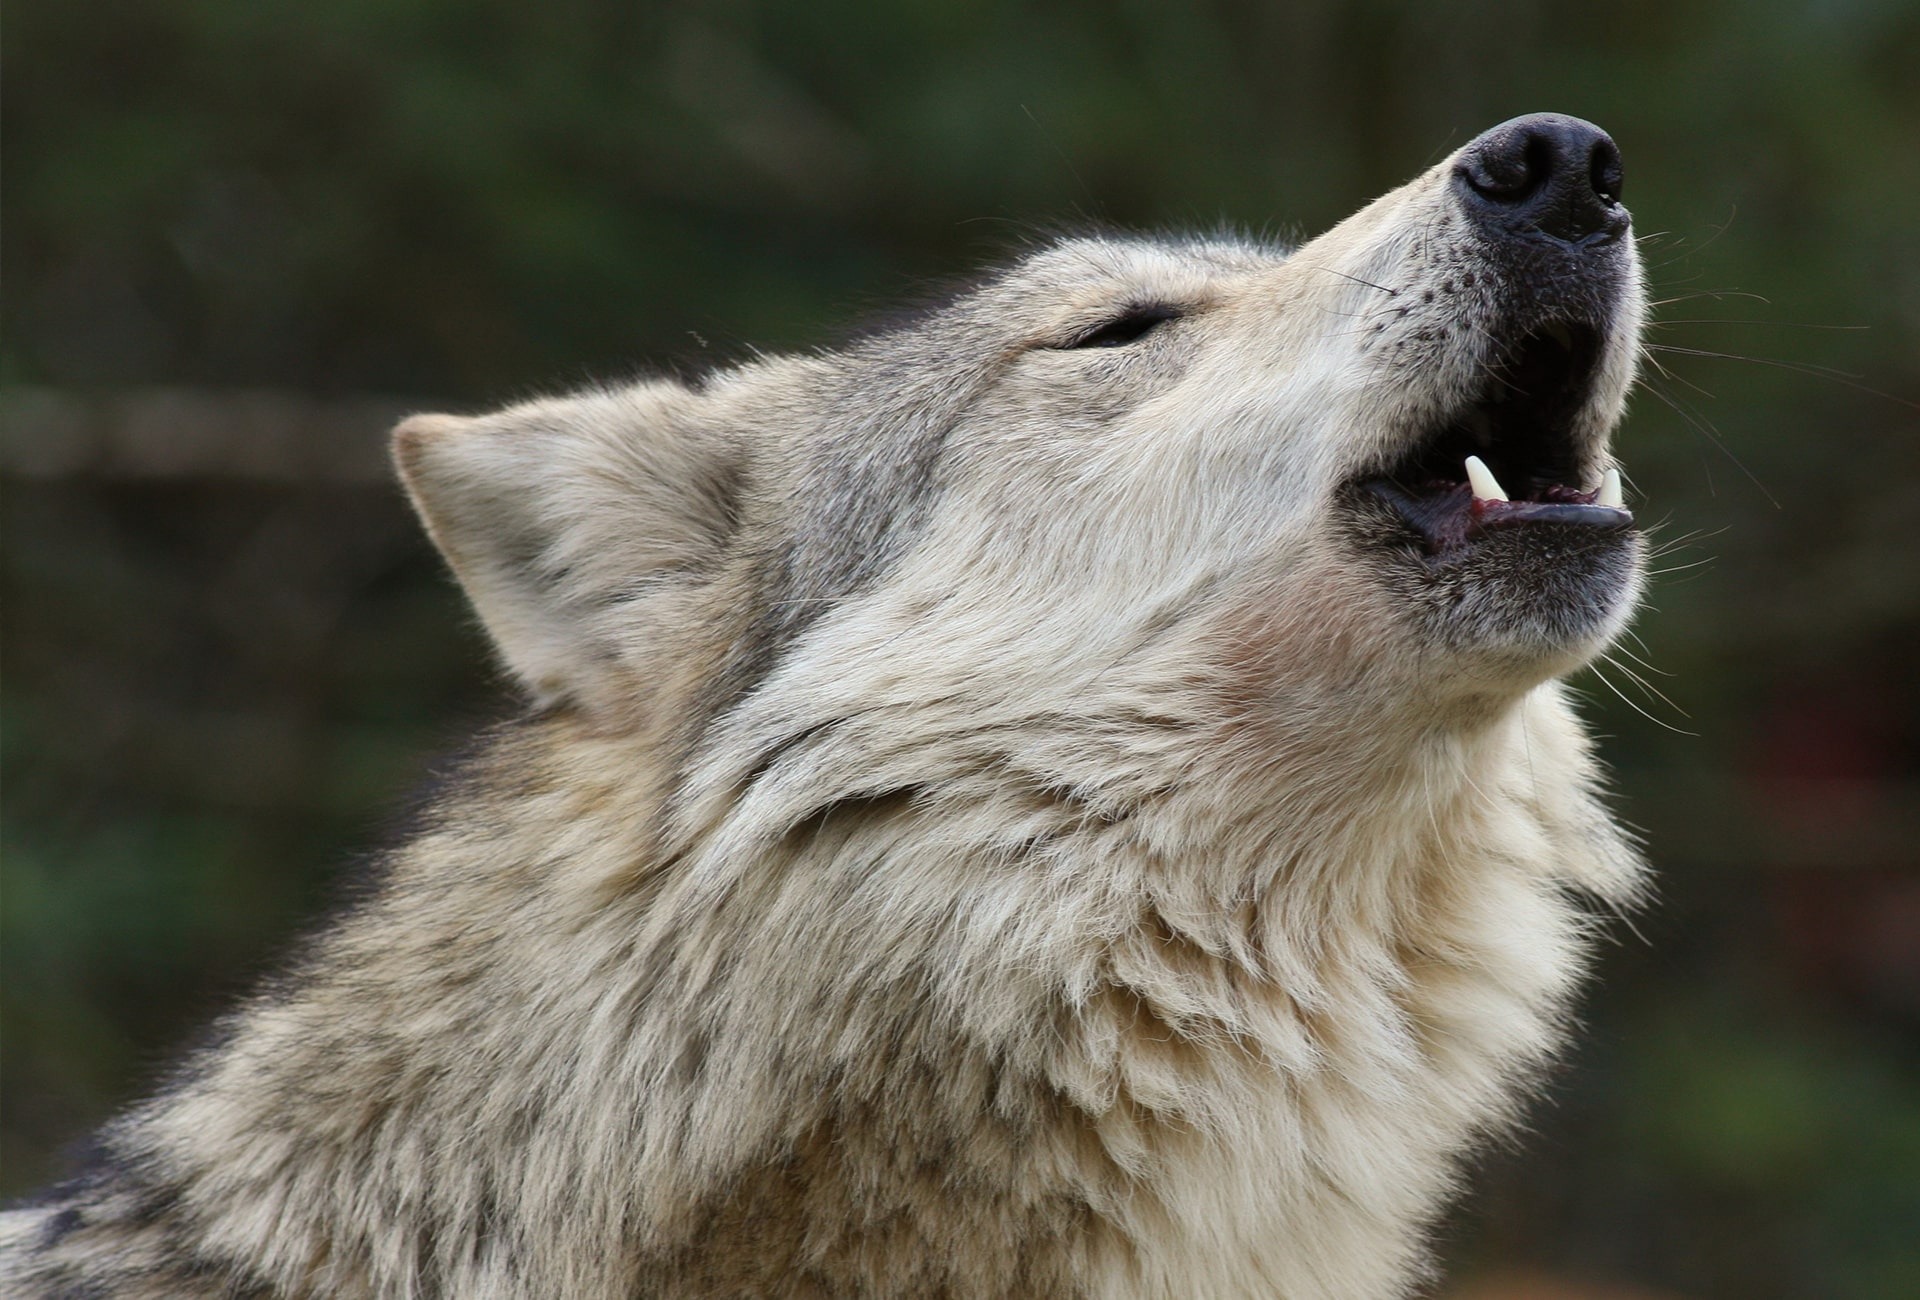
[5, 114, 1649, 1298]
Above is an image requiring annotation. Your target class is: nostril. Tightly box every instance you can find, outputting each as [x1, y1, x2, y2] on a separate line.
[1462, 132, 1553, 203]
[1589, 138, 1624, 204]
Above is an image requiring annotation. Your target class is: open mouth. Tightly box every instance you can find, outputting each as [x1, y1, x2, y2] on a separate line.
[1361, 322, 1631, 554]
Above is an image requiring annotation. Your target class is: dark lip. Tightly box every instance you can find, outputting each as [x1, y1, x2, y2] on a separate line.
[1366, 480, 1631, 555]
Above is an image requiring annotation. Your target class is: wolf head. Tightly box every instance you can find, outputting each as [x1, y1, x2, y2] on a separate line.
[394, 114, 1644, 850]
[0, 118, 1651, 1300]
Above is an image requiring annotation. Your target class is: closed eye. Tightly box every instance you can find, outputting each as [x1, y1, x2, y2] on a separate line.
[1056, 304, 1183, 349]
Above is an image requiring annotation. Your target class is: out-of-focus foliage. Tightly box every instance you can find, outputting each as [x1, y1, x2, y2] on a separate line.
[3, 2, 1916, 1296]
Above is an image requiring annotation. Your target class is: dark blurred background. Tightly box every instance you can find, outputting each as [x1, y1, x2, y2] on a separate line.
[4, 2, 1917, 1296]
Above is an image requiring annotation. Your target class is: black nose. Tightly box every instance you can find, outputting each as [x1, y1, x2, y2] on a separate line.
[1453, 113, 1627, 246]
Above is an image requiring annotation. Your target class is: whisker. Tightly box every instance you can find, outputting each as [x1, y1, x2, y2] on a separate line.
[1643, 529, 1722, 562]
[1601, 652, 1693, 719]
[1607, 642, 1676, 679]
[1296, 265, 1401, 297]
[1644, 344, 1920, 410]
[1618, 625, 1659, 661]
[1640, 522, 1729, 557]
[1646, 289, 1773, 308]
[1645, 208, 1740, 268]
[1650, 318, 1868, 331]
[1646, 343, 1861, 379]
[1646, 558, 1717, 579]
[1640, 346, 1721, 402]
[1636, 378, 1780, 507]
[1583, 660, 1697, 735]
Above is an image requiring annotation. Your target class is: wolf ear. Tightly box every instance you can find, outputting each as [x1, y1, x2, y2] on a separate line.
[392, 384, 744, 708]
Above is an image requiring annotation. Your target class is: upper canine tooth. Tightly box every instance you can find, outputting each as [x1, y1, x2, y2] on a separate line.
[1465, 455, 1509, 502]
[1597, 467, 1624, 509]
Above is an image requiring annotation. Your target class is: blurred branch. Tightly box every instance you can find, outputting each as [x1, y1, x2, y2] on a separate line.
[0, 387, 416, 484]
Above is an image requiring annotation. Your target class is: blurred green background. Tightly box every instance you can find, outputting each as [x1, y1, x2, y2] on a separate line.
[3, 2, 1917, 1296]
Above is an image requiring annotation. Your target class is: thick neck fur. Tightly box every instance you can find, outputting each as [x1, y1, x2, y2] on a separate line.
[27, 666, 1638, 1300]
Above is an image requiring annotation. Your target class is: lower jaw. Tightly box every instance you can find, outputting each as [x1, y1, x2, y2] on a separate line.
[1328, 480, 1645, 683]
[1432, 542, 1642, 663]
[1367, 521, 1646, 684]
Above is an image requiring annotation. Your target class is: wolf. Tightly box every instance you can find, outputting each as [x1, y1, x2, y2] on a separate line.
[3, 113, 1648, 1298]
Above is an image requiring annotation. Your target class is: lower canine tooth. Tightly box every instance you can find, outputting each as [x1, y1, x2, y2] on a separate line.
[1597, 467, 1624, 509]
[1464, 455, 1509, 502]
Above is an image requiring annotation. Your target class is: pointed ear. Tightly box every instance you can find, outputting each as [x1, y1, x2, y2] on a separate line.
[392, 383, 744, 708]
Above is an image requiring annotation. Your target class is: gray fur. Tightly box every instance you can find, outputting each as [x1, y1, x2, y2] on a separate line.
[5, 127, 1651, 1299]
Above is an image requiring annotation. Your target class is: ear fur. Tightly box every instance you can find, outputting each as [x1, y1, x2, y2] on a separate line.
[392, 383, 743, 709]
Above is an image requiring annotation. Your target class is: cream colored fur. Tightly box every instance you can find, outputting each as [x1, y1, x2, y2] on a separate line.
[3, 135, 1646, 1299]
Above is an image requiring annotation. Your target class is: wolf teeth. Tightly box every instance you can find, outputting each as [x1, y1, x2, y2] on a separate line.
[1462, 458, 1627, 509]
[1464, 455, 1509, 502]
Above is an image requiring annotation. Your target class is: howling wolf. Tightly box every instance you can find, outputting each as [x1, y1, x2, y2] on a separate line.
[4, 113, 1648, 1298]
